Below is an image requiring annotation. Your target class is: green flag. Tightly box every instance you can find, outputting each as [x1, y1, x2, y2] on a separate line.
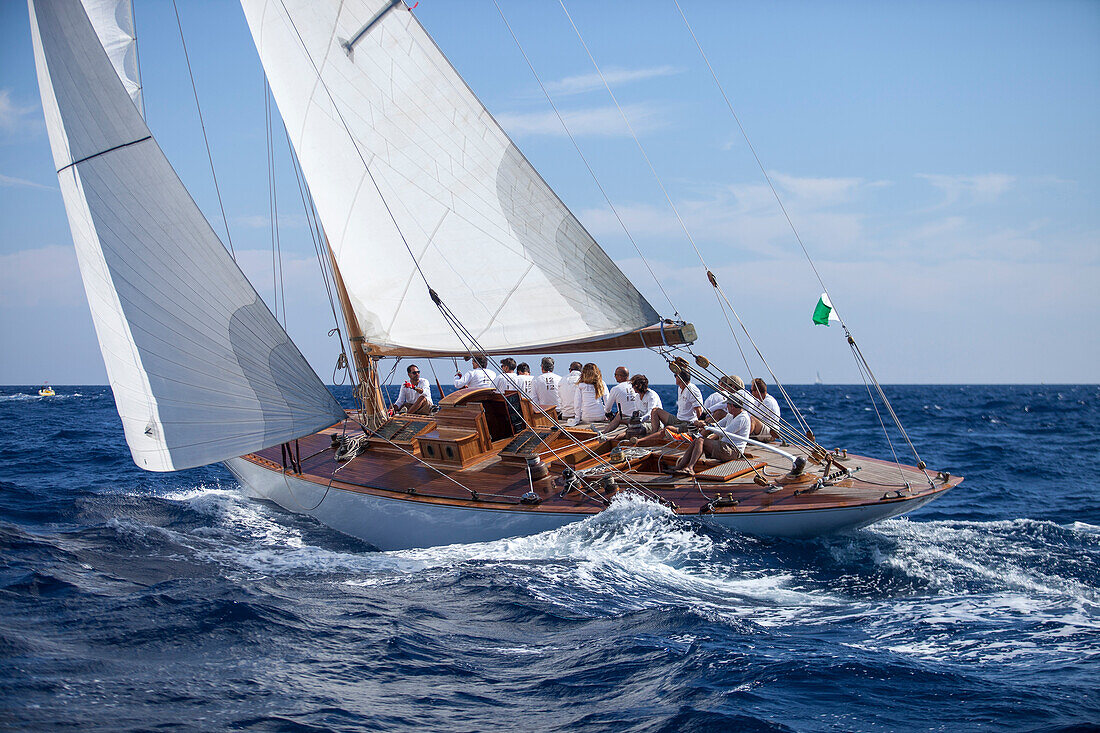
[813, 293, 838, 326]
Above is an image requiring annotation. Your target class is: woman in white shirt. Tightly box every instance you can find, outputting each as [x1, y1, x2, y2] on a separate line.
[571, 362, 609, 425]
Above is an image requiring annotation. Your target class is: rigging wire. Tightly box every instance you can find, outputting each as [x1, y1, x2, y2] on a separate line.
[282, 125, 357, 389]
[171, 0, 235, 259]
[673, 0, 928, 475]
[264, 79, 287, 325]
[557, 0, 815, 440]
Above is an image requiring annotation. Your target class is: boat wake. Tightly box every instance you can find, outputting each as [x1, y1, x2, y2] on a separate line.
[143, 483, 1100, 667]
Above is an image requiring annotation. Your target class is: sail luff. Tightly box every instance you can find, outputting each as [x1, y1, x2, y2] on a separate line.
[30, 0, 346, 472]
[241, 0, 665, 355]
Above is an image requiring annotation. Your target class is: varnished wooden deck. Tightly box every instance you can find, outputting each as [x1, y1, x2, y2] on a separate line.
[242, 416, 962, 518]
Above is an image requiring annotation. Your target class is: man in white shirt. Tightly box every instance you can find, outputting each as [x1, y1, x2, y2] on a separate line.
[558, 361, 583, 420]
[604, 374, 662, 432]
[604, 366, 632, 419]
[454, 355, 498, 390]
[394, 364, 432, 414]
[532, 357, 562, 411]
[648, 371, 704, 435]
[494, 357, 521, 393]
[751, 377, 782, 440]
[670, 397, 750, 476]
[513, 362, 535, 398]
[702, 375, 751, 422]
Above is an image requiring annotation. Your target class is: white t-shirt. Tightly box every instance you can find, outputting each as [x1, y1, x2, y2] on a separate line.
[634, 389, 662, 417]
[532, 372, 561, 408]
[395, 377, 432, 409]
[716, 410, 751, 452]
[676, 382, 705, 421]
[558, 370, 581, 418]
[454, 367, 497, 390]
[493, 371, 522, 394]
[572, 382, 608, 424]
[605, 381, 633, 416]
[513, 373, 535, 398]
[702, 391, 728, 416]
[758, 393, 781, 427]
[705, 389, 757, 416]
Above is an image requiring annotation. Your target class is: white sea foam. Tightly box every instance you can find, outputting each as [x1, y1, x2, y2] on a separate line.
[148, 484, 1100, 659]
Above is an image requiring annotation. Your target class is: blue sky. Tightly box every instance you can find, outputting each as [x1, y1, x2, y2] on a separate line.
[1, 0, 1097, 385]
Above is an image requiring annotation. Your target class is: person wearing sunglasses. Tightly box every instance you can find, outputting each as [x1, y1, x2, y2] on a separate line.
[394, 364, 433, 415]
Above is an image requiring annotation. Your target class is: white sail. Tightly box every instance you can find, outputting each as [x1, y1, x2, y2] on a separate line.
[29, 0, 346, 472]
[81, 0, 143, 114]
[241, 0, 662, 355]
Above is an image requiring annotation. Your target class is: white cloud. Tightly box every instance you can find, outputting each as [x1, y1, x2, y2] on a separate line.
[497, 103, 664, 137]
[234, 214, 270, 229]
[542, 66, 681, 96]
[0, 89, 39, 134]
[0, 172, 55, 191]
[770, 173, 869, 207]
[917, 173, 1015, 207]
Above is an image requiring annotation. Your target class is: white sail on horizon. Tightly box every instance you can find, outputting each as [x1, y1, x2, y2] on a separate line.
[241, 0, 663, 355]
[29, 0, 346, 472]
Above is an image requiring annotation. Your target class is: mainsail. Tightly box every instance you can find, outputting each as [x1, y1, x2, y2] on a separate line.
[241, 0, 664, 355]
[29, 0, 346, 471]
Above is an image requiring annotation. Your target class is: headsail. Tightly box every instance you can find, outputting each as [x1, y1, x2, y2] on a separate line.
[29, 0, 346, 471]
[80, 0, 143, 115]
[241, 0, 666, 355]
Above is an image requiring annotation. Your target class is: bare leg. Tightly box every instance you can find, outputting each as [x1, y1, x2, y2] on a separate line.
[673, 437, 705, 475]
[648, 407, 677, 435]
[408, 395, 430, 415]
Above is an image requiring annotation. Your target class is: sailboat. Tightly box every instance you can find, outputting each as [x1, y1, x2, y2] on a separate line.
[815, 372, 824, 387]
[29, 0, 961, 550]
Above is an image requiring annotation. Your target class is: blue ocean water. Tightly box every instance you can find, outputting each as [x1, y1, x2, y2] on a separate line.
[0, 384, 1096, 731]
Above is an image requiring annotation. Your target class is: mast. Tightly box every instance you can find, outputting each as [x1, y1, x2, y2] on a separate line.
[324, 234, 387, 428]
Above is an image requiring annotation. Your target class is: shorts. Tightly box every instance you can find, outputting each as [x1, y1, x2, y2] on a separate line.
[705, 440, 738, 461]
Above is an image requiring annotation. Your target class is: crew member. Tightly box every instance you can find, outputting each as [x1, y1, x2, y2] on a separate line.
[670, 396, 750, 477]
[454, 355, 497, 390]
[648, 368, 704, 435]
[394, 364, 432, 414]
[514, 362, 535, 398]
[558, 361, 583, 420]
[604, 374, 662, 431]
[533, 357, 562, 411]
[570, 362, 608, 425]
[494, 357, 520, 393]
[604, 366, 632, 419]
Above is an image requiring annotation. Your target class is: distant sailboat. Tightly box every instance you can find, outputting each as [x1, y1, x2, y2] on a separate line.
[815, 372, 824, 386]
[29, 0, 961, 549]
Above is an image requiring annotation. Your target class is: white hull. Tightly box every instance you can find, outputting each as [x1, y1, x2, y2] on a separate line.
[225, 457, 945, 550]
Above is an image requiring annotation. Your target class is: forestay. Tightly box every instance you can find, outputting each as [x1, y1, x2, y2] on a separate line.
[80, 0, 143, 115]
[29, 0, 345, 471]
[241, 0, 662, 355]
